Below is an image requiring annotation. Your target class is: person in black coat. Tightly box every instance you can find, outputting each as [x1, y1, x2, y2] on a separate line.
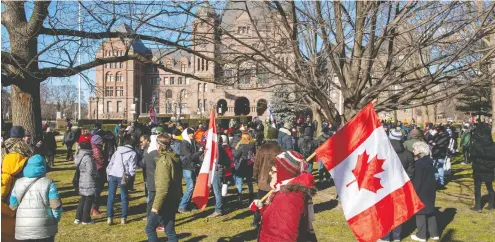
[430, 126, 450, 188]
[44, 127, 57, 167]
[469, 123, 494, 212]
[410, 142, 439, 242]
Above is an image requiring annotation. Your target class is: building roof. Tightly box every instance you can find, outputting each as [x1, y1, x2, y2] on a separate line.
[115, 23, 152, 56]
[150, 49, 192, 64]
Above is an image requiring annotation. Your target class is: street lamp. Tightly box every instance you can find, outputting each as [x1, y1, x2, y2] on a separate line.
[96, 97, 99, 121]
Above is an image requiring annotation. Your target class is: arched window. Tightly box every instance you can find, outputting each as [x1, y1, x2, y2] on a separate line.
[115, 72, 123, 82]
[165, 89, 173, 99]
[203, 83, 207, 92]
[105, 72, 113, 82]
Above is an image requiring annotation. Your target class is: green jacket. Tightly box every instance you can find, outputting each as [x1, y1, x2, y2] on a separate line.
[152, 151, 183, 210]
[460, 132, 471, 147]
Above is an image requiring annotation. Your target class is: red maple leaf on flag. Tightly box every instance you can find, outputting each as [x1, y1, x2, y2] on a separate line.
[346, 151, 386, 193]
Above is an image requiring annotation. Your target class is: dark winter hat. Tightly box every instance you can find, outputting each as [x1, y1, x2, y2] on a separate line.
[186, 128, 195, 135]
[10, 126, 25, 139]
[274, 151, 308, 183]
[304, 126, 313, 137]
[155, 127, 165, 134]
[266, 127, 278, 140]
[389, 129, 403, 141]
[79, 142, 91, 150]
[95, 123, 102, 129]
[173, 129, 182, 136]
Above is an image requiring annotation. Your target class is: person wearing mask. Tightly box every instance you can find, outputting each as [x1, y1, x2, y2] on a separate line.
[430, 126, 450, 189]
[469, 123, 494, 212]
[297, 127, 317, 174]
[106, 134, 137, 225]
[209, 135, 232, 218]
[410, 142, 439, 242]
[278, 122, 294, 151]
[404, 128, 424, 153]
[9, 154, 63, 241]
[233, 132, 256, 203]
[460, 124, 471, 165]
[146, 134, 183, 242]
[252, 127, 283, 227]
[74, 142, 97, 225]
[90, 135, 105, 217]
[316, 127, 334, 183]
[63, 125, 76, 161]
[255, 151, 317, 242]
[178, 128, 203, 213]
[2, 126, 32, 241]
[378, 130, 415, 242]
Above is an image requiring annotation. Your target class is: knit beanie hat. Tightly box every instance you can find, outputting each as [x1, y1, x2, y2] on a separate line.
[274, 151, 308, 184]
[10, 126, 25, 138]
[23, 154, 47, 178]
[283, 122, 292, 130]
[186, 128, 195, 135]
[266, 127, 278, 140]
[156, 127, 165, 134]
[91, 135, 103, 145]
[389, 129, 403, 141]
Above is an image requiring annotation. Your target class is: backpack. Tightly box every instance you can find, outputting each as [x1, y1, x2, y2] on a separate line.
[299, 137, 314, 158]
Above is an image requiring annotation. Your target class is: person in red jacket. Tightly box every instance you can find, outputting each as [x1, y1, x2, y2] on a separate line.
[256, 151, 317, 242]
[78, 129, 92, 144]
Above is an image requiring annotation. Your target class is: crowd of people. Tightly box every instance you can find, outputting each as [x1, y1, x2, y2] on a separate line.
[1, 115, 493, 242]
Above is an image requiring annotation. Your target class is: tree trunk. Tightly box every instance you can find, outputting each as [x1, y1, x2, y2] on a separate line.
[491, 74, 495, 135]
[311, 104, 322, 137]
[11, 83, 42, 140]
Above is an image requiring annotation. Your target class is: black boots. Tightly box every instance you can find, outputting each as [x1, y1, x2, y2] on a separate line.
[471, 194, 482, 213]
[487, 193, 494, 210]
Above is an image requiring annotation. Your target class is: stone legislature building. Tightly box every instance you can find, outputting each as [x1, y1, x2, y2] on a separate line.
[88, 1, 292, 122]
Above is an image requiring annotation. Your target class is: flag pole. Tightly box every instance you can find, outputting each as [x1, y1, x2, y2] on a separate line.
[259, 151, 318, 202]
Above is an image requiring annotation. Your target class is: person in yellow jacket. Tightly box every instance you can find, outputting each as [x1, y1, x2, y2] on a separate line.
[2, 126, 32, 242]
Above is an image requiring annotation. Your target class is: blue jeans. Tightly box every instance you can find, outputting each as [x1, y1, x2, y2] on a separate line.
[233, 174, 253, 194]
[212, 174, 223, 214]
[433, 158, 445, 186]
[179, 169, 196, 210]
[381, 224, 401, 241]
[145, 209, 177, 242]
[307, 162, 313, 174]
[107, 175, 129, 219]
[318, 160, 331, 182]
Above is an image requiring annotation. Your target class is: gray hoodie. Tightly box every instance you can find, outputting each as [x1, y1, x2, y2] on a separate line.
[106, 145, 137, 179]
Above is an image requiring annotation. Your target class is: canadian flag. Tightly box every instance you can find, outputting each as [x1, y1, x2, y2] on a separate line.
[192, 108, 218, 210]
[316, 103, 424, 242]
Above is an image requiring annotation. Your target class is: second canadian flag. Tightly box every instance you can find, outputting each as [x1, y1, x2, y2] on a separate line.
[316, 103, 424, 242]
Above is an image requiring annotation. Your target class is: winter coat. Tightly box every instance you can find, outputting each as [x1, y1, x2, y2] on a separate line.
[390, 140, 415, 179]
[253, 141, 284, 192]
[470, 131, 495, 182]
[103, 133, 117, 161]
[75, 150, 98, 196]
[63, 130, 76, 146]
[179, 130, 202, 171]
[233, 143, 256, 178]
[297, 136, 317, 161]
[413, 156, 437, 215]
[106, 145, 137, 179]
[9, 154, 62, 240]
[404, 129, 423, 153]
[92, 144, 105, 170]
[153, 151, 183, 213]
[259, 173, 317, 242]
[460, 131, 471, 148]
[431, 132, 450, 159]
[230, 134, 241, 150]
[219, 144, 234, 178]
[317, 132, 332, 146]
[142, 146, 159, 192]
[1, 152, 29, 242]
[278, 128, 294, 151]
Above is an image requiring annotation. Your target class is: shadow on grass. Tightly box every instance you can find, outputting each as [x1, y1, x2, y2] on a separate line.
[437, 207, 457, 236]
[138, 233, 196, 242]
[400, 208, 457, 240]
[440, 229, 462, 242]
[175, 208, 215, 227]
[314, 199, 338, 214]
[217, 228, 257, 242]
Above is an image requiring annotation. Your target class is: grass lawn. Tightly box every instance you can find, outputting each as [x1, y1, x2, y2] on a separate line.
[48, 148, 494, 242]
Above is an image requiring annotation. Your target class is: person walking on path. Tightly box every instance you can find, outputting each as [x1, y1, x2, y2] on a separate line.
[411, 142, 439, 242]
[252, 127, 283, 227]
[74, 142, 98, 225]
[146, 134, 183, 242]
[106, 134, 137, 225]
[43, 128, 57, 167]
[469, 123, 494, 212]
[178, 128, 202, 213]
[9, 154, 63, 242]
[63, 125, 76, 161]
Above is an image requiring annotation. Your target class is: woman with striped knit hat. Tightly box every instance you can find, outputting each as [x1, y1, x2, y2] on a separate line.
[256, 150, 317, 242]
